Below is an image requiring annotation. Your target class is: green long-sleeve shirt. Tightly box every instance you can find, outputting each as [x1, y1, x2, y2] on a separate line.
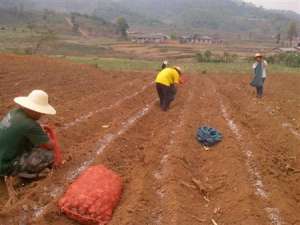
[0, 109, 49, 176]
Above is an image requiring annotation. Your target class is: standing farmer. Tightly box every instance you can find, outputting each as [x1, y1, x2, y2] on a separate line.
[0, 90, 57, 206]
[155, 66, 182, 111]
[250, 53, 268, 98]
[161, 60, 168, 70]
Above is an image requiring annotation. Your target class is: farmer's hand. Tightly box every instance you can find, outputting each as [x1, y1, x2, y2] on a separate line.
[180, 75, 188, 84]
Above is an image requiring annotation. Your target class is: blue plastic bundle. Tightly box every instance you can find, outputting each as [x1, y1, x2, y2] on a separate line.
[197, 126, 223, 147]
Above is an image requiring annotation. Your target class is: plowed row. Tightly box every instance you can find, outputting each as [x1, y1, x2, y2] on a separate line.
[0, 54, 299, 225]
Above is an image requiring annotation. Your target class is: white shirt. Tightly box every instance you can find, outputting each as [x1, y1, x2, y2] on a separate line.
[253, 60, 268, 78]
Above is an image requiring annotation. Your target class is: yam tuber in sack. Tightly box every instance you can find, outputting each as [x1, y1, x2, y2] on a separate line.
[58, 165, 123, 225]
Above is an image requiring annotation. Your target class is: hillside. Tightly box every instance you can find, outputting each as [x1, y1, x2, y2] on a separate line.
[1, 0, 299, 38]
[20, 0, 300, 37]
[0, 5, 116, 38]
[119, 0, 300, 31]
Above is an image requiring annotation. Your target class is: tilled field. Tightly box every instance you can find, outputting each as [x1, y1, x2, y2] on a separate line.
[0, 54, 300, 225]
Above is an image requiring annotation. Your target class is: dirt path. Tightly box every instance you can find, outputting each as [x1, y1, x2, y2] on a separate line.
[0, 55, 299, 225]
[64, 17, 89, 39]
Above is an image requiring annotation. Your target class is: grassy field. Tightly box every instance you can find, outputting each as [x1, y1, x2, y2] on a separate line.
[63, 56, 161, 71]
[62, 56, 300, 75]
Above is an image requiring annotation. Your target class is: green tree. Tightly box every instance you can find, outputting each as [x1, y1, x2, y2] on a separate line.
[204, 50, 212, 61]
[196, 52, 204, 62]
[27, 22, 35, 35]
[116, 17, 129, 38]
[33, 28, 57, 54]
[275, 33, 281, 44]
[287, 21, 298, 46]
[170, 33, 177, 40]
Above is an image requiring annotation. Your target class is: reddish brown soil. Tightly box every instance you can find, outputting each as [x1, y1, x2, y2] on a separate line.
[0, 54, 299, 225]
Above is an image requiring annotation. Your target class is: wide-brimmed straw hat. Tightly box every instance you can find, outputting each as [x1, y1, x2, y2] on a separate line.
[14, 90, 56, 115]
[174, 66, 182, 74]
[255, 53, 263, 58]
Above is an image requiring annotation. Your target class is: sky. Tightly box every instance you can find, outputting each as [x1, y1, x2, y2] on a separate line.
[247, 0, 300, 13]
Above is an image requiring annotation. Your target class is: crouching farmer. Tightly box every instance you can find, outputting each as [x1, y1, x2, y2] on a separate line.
[155, 66, 182, 111]
[0, 90, 56, 206]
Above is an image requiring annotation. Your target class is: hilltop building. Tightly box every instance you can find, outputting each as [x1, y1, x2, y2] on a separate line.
[272, 47, 300, 53]
[179, 34, 223, 44]
[129, 33, 169, 44]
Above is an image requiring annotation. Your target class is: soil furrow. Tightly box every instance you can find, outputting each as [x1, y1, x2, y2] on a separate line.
[161, 75, 270, 225]
[210, 75, 300, 225]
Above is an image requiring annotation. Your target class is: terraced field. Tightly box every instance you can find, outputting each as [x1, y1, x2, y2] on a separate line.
[0, 54, 299, 225]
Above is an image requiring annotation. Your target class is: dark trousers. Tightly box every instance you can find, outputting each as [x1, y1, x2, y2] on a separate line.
[156, 83, 176, 111]
[256, 78, 266, 97]
[10, 148, 54, 179]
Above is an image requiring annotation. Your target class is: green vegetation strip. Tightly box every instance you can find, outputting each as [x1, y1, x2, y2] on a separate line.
[61, 56, 299, 75]
[64, 56, 161, 72]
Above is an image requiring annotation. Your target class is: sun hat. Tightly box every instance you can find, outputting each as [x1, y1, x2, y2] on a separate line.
[255, 53, 263, 58]
[174, 66, 182, 74]
[14, 90, 56, 115]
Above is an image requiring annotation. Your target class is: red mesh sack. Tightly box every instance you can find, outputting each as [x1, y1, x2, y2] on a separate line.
[58, 165, 123, 225]
[43, 125, 63, 167]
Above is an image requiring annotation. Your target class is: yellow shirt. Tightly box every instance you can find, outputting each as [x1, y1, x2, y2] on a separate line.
[155, 68, 180, 86]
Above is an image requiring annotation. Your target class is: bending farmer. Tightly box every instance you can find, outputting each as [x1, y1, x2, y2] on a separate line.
[0, 90, 56, 206]
[155, 66, 182, 111]
[250, 53, 268, 98]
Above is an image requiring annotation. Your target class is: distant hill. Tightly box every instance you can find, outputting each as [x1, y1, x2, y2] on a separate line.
[1, 0, 300, 38]
[99, 0, 300, 37]
[22, 0, 162, 27]
[0, 3, 116, 38]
